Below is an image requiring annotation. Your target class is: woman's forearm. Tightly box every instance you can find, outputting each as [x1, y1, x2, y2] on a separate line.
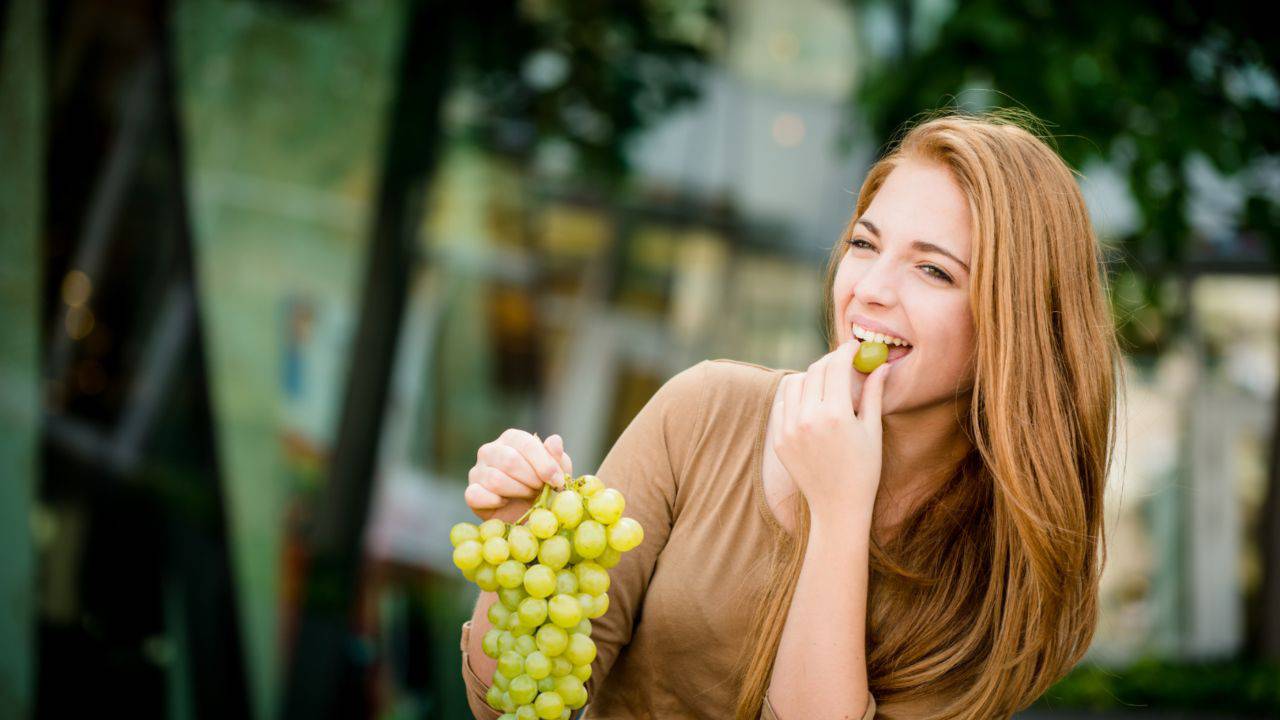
[767, 511, 873, 720]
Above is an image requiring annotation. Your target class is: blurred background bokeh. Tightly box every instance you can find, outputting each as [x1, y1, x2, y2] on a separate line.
[0, 0, 1277, 718]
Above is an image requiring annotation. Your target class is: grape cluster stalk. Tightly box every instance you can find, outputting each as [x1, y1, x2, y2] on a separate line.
[451, 474, 645, 719]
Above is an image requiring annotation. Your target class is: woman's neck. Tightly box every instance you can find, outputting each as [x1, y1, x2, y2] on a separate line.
[873, 401, 972, 544]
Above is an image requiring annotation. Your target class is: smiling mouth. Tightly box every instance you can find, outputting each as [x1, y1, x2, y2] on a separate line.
[844, 322, 916, 361]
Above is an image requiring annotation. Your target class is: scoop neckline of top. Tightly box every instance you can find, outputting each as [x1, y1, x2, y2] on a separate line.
[753, 365, 801, 540]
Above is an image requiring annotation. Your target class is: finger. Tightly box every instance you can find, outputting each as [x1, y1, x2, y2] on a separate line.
[823, 339, 857, 414]
[778, 368, 798, 425]
[465, 482, 507, 511]
[471, 465, 540, 500]
[511, 432, 566, 489]
[479, 443, 543, 492]
[544, 434, 573, 477]
[801, 357, 825, 415]
[857, 361, 892, 424]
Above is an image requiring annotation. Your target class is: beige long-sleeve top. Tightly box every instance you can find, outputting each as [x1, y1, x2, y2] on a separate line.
[461, 359, 878, 719]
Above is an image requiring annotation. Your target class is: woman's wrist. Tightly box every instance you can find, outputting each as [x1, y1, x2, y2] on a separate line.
[809, 501, 874, 541]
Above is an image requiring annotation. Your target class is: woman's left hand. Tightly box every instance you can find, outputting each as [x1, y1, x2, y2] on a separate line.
[773, 339, 891, 529]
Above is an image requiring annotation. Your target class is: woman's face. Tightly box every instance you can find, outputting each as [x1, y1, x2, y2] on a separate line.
[833, 158, 976, 416]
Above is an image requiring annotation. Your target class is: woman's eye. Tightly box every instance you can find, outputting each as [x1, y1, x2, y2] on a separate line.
[921, 264, 953, 284]
[847, 237, 875, 250]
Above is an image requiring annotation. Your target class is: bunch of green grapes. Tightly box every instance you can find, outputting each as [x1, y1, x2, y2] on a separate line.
[450, 474, 644, 720]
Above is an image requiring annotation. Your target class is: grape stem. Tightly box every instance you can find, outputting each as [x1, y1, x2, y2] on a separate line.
[513, 473, 574, 526]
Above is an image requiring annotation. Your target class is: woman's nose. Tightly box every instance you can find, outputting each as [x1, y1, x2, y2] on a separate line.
[852, 265, 899, 307]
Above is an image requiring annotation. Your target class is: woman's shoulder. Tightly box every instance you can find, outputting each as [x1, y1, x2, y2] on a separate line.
[704, 357, 788, 386]
[659, 358, 777, 401]
[648, 359, 782, 432]
[694, 358, 789, 417]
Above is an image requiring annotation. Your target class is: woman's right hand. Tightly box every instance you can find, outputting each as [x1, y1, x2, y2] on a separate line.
[466, 430, 574, 524]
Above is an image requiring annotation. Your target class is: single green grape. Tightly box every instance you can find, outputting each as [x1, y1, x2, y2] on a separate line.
[595, 545, 622, 569]
[587, 592, 608, 619]
[527, 508, 559, 539]
[537, 535, 571, 570]
[571, 662, 591, 683]
[550, 656, 573, 677]
[573, 520, 607, 559]
[498, 586, 528, 611]
[485, 683, 504, 710]
[535, 624, 568, 657]
[510, 622, 534, 638]
[498, 650, 525, 679]
[575, 562, 609, 596]
[479, 518, 507, 540]
[563, 633, 596, 666]
[523, 564, 557, 598]
[853, 340, 889, 373]
[452, 540, 483, 572]
[500, 690, 515, 713]
[492, 669, 510, 690]
[474, 563, 500, 592]
[517, 597, 548, 628]
[537, 676, 556, 693]
[555, 568, 579, 595]
[606, 517, 644, 552]
[514, 634, 537, 657]
[488, 601, 513, 629]
[586, 488, 624, 525]
[535, 686, 565, 712]
[483, 536, 511, 565]
[554, 675, 587, 710]
[524, 650, 551, 680]
[482, 628, 503, 659]
[551, 490, 585, 529]
[509, 674, 538, 705]
[506, 525, 539, 563]
[516, 705, 538, 720]
[498, 713, 517, 720]
[450, 522, 480, 547]
[547, 594, 583, 628]
[572, 618, 591, 637]
[576, 475, 604, 497]
[496, 559, 526, 589]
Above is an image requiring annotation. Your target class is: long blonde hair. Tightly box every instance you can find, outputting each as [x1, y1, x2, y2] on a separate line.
[734, 108, 1120, 719]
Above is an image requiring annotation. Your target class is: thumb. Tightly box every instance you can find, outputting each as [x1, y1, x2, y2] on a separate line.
[857, 362, 891, 423]
[545, 433, 574, 476]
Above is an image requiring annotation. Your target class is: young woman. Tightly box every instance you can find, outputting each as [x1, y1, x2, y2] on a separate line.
[459, 109, 1120, 719]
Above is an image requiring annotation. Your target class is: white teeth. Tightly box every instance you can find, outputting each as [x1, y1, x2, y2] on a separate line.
[850, 323, 910, 347]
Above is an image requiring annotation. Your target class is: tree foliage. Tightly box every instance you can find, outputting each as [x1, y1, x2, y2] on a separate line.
[846, 0, 1278, 353]
[448, 0, 724, 181]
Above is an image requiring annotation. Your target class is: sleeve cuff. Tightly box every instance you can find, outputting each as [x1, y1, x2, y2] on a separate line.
[761, 691, 876, 720]
[460, 620, 501, 720]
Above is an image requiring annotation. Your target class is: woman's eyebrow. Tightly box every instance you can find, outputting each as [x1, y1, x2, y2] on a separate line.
[855, 218, 970, 274]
